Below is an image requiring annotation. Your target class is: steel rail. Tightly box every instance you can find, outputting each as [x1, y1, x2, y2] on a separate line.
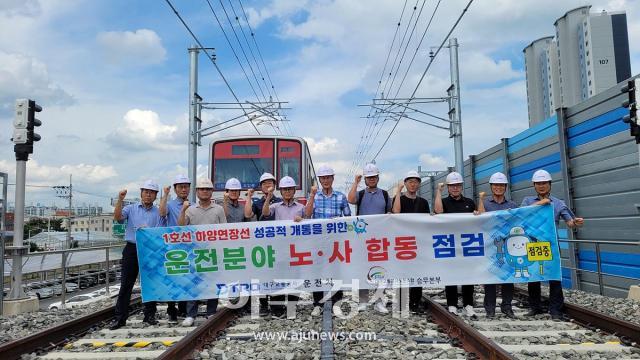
[156, 306, 240, 359]
[424, 296, 515, 360]
[513, 287, 640, 346]
[0, 297, 142, 360]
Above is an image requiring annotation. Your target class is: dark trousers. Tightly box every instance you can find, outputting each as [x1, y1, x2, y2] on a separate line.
[167, 301, 186, 317]
[186, 299, 219, 318]
[483, 283, 514, 311]
[445, 285, 474, 307]
[270, 294, 299, 314]
[114, 243, 156, 323]
[528, 280, 564, 315]
[312, 291, 343, 306]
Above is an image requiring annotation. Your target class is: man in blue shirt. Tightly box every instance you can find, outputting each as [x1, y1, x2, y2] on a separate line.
[477, 172, 517, 319]
[159, 174, 191, 323]
[348, 163, 390, 313]
[110, 180, 166, 330]
[521, 169, 584, 320]
[304, 165, 351, 317]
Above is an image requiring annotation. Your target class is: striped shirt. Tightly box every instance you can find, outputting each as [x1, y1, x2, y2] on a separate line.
[312, 190, 351, 219]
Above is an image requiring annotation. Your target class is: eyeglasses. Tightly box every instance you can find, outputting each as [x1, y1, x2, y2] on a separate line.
[448, 184, 462, 188]
[280, 188, 296, 192]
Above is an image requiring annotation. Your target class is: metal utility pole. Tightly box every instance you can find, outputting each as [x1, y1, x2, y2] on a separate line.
[53, 175, 72, 249]
[0, 172, 8, 312]
[9, 161, 27, 299]
[448, 38, 465, 184]
[188, 46, 199, 203]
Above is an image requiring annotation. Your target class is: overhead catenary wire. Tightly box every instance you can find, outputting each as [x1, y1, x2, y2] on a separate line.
[349, 0, 409, 179]
[237, 0, 293, 136]
[368, 0, 474, 163]
[165, 0, 260, 134]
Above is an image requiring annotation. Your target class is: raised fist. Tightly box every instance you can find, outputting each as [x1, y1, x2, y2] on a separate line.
[223, 192, 229, 202]
[266, 186, 275, 194]
[163, 186, 171, 197]
[311, 185, 318, 194]
[182, 200, 190, 210]
[355, 174, 362, 184]
[118, 189, 127, 200]
[397, 180, 404, 192]
[479, 191, 486, 199]
[247, 188, 255, 197]
[437, 183, 445, 191]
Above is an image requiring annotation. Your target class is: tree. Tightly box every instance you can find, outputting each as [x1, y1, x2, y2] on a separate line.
[23, 217, 64, 240]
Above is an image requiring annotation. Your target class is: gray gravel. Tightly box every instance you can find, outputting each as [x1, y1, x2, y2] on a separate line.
[0, 297, 116, 345]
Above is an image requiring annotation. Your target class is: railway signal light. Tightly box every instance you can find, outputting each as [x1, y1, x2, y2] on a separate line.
[12, 99, 42, 160]
[621, 80, 640, 144]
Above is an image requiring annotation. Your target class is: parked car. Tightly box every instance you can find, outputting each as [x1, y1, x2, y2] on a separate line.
[93, 285, 120, 298]
[52, 282, 78, 295]
[48, 293, 108, 311]
[67, 273, 96, 289]
[25, 284, 54, 299]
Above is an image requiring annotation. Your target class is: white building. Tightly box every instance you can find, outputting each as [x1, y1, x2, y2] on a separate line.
[70, 214, 115, 233]
[524, 6, 631, 126]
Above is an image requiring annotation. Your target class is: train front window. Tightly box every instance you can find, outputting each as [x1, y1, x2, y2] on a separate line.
[212, 139, 274, 190]
[278, 140, 302, 189]
[213, 159, 273, 190]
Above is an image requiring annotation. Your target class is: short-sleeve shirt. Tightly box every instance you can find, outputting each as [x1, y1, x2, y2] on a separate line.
[483, 198, 517, 212]
[267, 201, 305, 221]
[119, 202, 166, 243]
[441, 195, 476, 214]
[252, 196, 282, 221]
[166, 198, 185, 226]
[225, 201, 246, 223]
[356, 188, 391, 215]
[185, 202, 227, 225]
[392, 195, 430, 213]
[312, 190, 351, 219]
[521, 195, 574, 223]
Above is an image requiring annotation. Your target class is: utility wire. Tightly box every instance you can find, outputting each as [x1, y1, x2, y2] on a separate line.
[369, 0, 474, 162]
[165, 0, 260, 134]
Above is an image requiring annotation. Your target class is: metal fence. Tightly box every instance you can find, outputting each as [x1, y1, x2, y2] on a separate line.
[420, 76, 640, 298]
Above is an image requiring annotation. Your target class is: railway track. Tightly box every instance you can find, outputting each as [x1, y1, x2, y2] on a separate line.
[1, 288, 639, 359]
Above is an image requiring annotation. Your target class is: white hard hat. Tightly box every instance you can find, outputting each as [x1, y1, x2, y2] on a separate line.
[532, 169, 552, 182]
[489, 172, 508, 184]
[259, 172, 276, 184]
[140, 179, 159, 192]
[317, 165, 335, 177]
[278, 176, 297, 188]
[196, 178, 214, 189]
[445, 172, 464, 185]
[225, 178, 242, 190]
[172, 174, 190, 185]
[509, 226, 526, 236]
[363, 163, 379, 177]
[404, 170, 421, 182]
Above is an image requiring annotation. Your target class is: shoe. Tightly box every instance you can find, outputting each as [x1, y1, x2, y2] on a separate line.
[143, 316, 158, 326]
[485, 309, 495, 318]
[357, 303, 368, 311]
[375, 301, 388, 314]
[448, 306, 458, 315]
[109, 320, 126, 330]
[525, 308, 544, 317]
[501, 308, 516, 319]
[311, 306, 322, 317]
[463, 305, 477, 319]
[182, 317, 194, 327]
[551, 313, 563, 321]
[168, 313, 178, 324]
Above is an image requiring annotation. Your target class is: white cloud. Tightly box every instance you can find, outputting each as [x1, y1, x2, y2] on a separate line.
[304, 137, 342, 157]
[0, 0, 40, 17]
[105, 109, 179, 151]
[461, 52, 522, 85]
[0, 160, 117, 185]
[0, 51, 74, 110]
[96, 29, 167, 66]
[418, 153, 448, 170]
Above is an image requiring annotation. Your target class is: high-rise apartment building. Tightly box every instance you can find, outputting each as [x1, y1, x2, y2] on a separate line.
[524, 6, 631, 126]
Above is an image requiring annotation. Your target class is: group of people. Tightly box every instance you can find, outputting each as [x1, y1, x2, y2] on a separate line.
[108, 162, 584, 330]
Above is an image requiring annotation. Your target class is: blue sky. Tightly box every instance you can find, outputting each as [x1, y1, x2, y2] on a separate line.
[0, 0, 638, 210]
